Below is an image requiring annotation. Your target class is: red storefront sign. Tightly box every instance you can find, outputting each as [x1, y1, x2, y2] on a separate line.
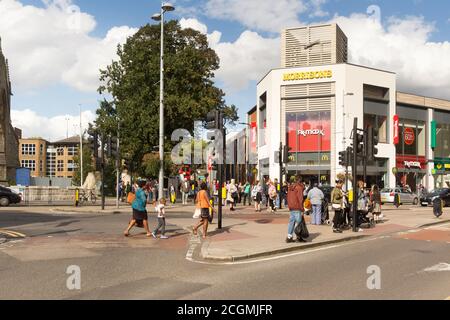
[404, 127, 415, 146]
[393, 115, 400, 145]
[287, 116, 331, 153]
[396, 155, 426, 170]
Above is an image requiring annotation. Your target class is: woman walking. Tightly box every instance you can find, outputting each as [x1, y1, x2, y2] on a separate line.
[268, 180, 278, 213]
[252, 181, 263, 212]
[124, 180, 151, 237]
[193, 182, 216, 239]
[370, 185, 382, 223]
[243, 181, 252, 206]
[331, 180, 345, 233]
[227, 179, 238, 211]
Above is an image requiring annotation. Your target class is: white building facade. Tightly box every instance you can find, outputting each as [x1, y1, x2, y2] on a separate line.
[251, 23, 450, 191]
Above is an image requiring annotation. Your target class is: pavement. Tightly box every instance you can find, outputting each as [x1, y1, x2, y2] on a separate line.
[16, 201, 450, 263]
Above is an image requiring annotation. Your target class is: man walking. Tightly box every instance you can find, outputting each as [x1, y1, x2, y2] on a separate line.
[286, 175, 306, 243]
[307, 183, 325, 225]
[180, 178, 190, 205]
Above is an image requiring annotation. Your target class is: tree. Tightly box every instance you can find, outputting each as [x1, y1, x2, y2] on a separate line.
[72, 145, 94, 187]
[97, 20, 238, 170]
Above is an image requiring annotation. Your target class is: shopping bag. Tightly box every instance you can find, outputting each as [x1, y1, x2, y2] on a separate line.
[193, 208, 201, 219]
[127, 192, 136, 204]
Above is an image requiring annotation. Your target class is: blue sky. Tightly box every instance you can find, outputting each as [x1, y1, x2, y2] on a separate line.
[2, 0, 450, 140]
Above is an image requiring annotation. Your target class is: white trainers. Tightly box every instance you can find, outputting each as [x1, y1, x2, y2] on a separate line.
[151, 232, 157, 239]
[160, 235, 169, 239]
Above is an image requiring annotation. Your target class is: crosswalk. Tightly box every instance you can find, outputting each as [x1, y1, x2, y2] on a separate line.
[0, 229, 26, 238]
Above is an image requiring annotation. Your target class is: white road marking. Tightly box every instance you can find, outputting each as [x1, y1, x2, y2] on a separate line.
[423, 263, 450, 272]
[188, 236, 388, 266]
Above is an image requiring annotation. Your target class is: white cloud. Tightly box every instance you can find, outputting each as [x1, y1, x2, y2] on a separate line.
[0, 0, 137, 92]
[11, 109, 97, 141]
[309, 0, 329, 18]
[332, 13, 450, 98]
[180, 17, 279, 91]
[205, 0, 307, 33]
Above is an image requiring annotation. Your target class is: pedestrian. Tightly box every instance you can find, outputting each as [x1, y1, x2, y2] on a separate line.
[238, 182, 244, 204]
[356, 180, 368, 231]
[331, 180, 345, 233]
[307, 182, 325, 225]
[124, 180, 151, 237]
[282, 181, 289, 207]
[263, 178, 269, 208]
[169, 184, 176, 204]
[227, 179, 238, 211]
[252, 181, 263, 212]
[268, 180, 278, 213]
[286, 175, 306, 243]
[370, 185, 382, 223]
[180, 178, 190, 205]
[274, 179, 281, 209]
[193, 182, 216, 239]
[152, 198, 169, 239]
[243, 181, 252, 206]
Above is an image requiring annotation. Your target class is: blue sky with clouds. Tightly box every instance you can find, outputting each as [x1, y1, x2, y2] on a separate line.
[2, 0, 450, 140]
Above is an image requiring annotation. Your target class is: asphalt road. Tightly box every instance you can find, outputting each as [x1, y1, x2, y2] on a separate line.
[0, 208, 449, 300]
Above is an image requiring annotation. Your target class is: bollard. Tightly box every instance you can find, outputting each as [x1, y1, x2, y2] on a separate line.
[75, 188, 79, 207]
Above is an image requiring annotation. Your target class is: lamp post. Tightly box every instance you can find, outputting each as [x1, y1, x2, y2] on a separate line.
[342, 91, 354, 191]
[152, 2, 175, 201]
[79, 104, 84, 188]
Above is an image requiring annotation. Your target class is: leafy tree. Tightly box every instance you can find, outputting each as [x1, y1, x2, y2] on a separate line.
[72, 144, 94, 187]
[97, 20, 238, 170]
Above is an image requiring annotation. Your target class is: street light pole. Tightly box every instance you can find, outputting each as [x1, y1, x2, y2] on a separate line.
[342, 91, 354, 191]
[153, 2, 175, 201]
[79, 104, 84, 188]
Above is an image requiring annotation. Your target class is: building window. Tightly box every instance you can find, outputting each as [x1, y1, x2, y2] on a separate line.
[68, 160, 75, 172]
[57, 160, 64, 172]
[259, 92, 267, 147]
[47, 148, 56, 177]
[40, 160, 43, 173]
[434, 111, 450, 159]
[364, 100, 389, 143]
[21, 160, 36, 172]
[57, 147, 64, 156]
[21, 144, 36, 155]
[68, 146, 78, 156]
[40, 144, 44, 155]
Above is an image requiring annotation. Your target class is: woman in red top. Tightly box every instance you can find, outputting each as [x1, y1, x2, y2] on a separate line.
[193, 182, 216, 239]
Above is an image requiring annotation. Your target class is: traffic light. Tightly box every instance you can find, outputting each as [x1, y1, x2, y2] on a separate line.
[366, 127, 379, 161]
[283, 145, 292, 164]
[87, 128, 99, 159]
[339, 150, 346, 167]
[107, 136, 119, 159]
[205, 110, 221, 130]
[355, 132, 364, 154]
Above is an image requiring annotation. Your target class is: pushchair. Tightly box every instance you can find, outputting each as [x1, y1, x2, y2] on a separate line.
[347, 208, 376, 229]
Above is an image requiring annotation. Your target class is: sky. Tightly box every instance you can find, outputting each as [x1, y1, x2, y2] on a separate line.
[1, 0, 450, 141]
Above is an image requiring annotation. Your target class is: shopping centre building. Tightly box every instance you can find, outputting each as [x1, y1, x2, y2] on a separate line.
[245, 23, 450, 191]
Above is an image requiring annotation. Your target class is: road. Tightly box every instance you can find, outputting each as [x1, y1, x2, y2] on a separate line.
[0, 207, 449, 300]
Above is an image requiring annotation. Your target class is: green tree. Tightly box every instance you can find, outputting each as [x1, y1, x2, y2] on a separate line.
[72, 145, 94, 187]
[97, 20, 238, 171]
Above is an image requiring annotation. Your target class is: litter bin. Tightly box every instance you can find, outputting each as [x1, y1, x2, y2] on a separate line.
[433, 196, 443, 218]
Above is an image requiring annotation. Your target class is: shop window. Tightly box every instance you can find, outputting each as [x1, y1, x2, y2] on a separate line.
[364, 100, 388, 143]
[434, 111, 450, 159]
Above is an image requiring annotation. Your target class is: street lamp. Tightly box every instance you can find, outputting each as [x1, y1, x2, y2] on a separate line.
[342, 91, 354, 191]
[152, 2, 175, 200]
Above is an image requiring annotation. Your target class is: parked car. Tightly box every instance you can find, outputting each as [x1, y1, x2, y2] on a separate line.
[420, 188, 450, 207]
[380, 187, 419, 205]
[0, 186, 22, 207]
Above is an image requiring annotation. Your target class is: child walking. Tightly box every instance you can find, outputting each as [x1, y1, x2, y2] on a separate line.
[152, 198, 169, 239]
